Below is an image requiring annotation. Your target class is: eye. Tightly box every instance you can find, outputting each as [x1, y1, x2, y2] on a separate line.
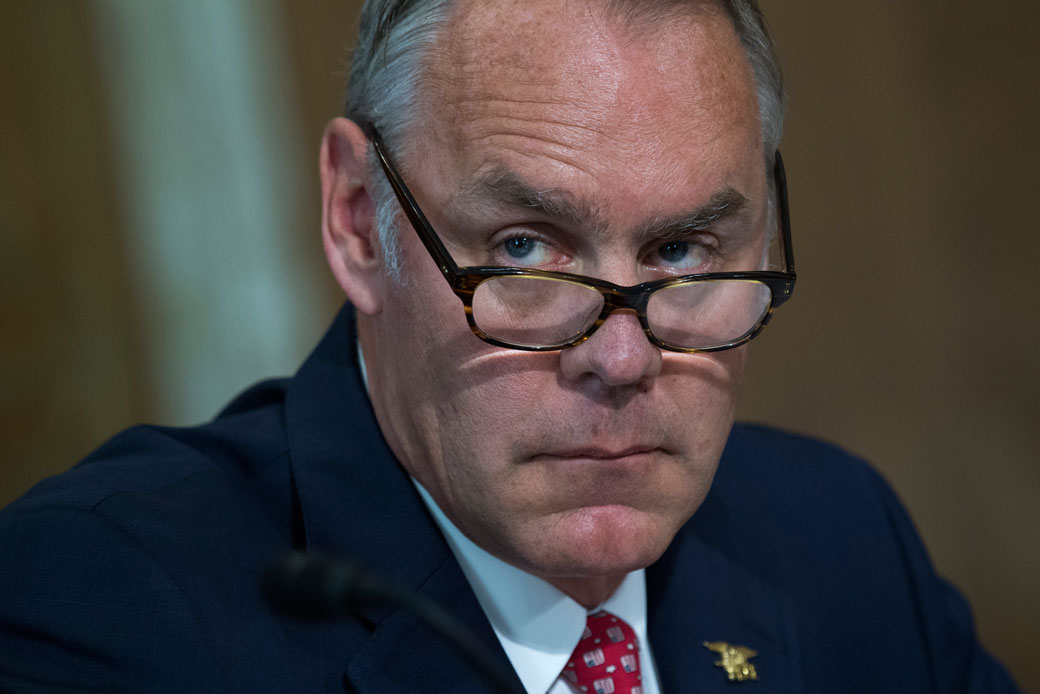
[646, 239, 711, 273]
[658, 241, 691, 264]
[504, 237, 537, 260]
[492, 232, 563, 268]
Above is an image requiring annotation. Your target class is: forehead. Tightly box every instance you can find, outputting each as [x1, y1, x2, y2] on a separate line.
[419, 0, 761, 183]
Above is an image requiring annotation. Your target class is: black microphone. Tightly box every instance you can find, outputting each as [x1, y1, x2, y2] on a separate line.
[262, 551, 393, 620]
[262, 551, 524, 694]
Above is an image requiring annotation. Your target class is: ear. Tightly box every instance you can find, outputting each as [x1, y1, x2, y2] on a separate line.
[320, 117, 384, 315]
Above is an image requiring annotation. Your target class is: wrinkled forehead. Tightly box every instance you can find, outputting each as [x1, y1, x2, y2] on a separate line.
[419, 0, 760, 163]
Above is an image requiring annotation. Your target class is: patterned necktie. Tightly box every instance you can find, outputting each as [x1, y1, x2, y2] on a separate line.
[561, 610, 642, 694]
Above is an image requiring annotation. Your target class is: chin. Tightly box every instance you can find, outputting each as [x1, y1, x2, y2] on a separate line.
[530, 504, 678, 578]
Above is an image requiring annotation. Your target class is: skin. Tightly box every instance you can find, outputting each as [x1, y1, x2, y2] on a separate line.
[321, 0, 768, 607]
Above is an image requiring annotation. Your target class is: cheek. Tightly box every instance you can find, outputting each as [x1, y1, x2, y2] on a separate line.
[371, 258, 560, 482]
[657, 348, 747, 482]
[437, 360, 559, 470]
[408, 360, 572, 553]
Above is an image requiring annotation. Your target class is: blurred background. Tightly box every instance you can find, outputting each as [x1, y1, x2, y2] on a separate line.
[1, 0, 1036, 687]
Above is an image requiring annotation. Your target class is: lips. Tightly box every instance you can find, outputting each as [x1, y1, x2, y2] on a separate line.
[527, 445, 667, 477]
[538, 445, 660, 460]
[526, 446, 667, 508]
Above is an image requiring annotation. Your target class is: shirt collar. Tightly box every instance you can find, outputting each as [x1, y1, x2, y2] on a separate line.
[415, 480, 649, 694]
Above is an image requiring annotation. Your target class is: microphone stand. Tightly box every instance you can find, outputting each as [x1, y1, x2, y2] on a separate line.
[262, 551, 524, 694]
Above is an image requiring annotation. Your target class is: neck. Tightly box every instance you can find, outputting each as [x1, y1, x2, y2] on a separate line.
[547, 575, 627, 609]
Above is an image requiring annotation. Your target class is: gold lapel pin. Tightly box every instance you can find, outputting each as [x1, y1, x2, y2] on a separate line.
[703, 641, 759, 682]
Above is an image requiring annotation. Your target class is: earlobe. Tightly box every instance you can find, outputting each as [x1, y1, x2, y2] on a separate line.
[320, 117, 384, 315]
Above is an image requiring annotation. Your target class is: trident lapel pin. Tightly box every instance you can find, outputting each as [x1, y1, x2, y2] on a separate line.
[703, 641, 759, 682]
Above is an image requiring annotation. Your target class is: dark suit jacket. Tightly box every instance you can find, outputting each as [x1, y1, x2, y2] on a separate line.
[0, 308, 1019, 693]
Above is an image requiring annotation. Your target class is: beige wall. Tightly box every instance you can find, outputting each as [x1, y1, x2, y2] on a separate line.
[1, 2, 157, 502]
[1, 0, 1035, 688]
[745, 1, 1039, 685]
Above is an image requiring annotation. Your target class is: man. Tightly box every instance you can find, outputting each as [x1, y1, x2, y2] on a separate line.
[0, 0, 1020, 692]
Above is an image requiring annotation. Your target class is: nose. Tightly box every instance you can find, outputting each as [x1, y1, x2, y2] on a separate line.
[558, 310, 662, 387]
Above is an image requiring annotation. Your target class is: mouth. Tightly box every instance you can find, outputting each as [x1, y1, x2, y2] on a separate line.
[526, 446, 667, 510]
[528, 445, 666, 472]
[537, 445, 661, 461]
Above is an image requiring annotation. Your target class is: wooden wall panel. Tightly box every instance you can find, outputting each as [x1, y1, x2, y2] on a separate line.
[0, 1, 154, 506]
[276, 0, 363, 311]
[747, 0, 1040, 685]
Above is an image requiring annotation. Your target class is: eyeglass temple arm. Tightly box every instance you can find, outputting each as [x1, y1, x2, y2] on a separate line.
[366, 126, 461, 280]
[774, 151, 796, 275]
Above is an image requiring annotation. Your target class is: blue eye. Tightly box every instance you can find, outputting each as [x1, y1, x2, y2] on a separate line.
[658, 241, 689, 264]
[492, 232, 565, 268]
[504, 237, 535, 259]
[648, 239, 709, 272]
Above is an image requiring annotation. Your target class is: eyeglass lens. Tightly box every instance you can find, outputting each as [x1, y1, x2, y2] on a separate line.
[470, 276, 772, 350]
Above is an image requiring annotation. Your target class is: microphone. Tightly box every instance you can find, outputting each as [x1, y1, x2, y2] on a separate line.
[262, 551, 392, 620]
[262, 551, 524, 694]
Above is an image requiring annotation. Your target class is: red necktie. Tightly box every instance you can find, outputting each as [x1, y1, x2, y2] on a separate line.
[561, 610, 642, 694]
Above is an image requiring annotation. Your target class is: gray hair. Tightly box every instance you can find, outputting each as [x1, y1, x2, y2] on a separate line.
[345, 0, 787, 278]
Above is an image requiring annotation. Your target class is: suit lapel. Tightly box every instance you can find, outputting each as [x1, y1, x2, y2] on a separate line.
[285, 308, 445, 590]
[344, 557, 522, 694]
[285, 308, 521, 693]
[648, 528, 803, 693]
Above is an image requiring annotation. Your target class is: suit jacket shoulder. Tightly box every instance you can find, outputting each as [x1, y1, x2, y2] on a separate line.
[650, 423, 1018, 692]
[0, 377, 324, 692]
[0, 310, 497, 693]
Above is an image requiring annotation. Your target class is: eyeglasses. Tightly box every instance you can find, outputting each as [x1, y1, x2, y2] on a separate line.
[367, 127, 796, 353]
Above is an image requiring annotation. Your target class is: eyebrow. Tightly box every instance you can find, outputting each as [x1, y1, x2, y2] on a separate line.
[456, 166, 747, 240]
[634, 188, 748, 243]
[457, 167, 608, 236]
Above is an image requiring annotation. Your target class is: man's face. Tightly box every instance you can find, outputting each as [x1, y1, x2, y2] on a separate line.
[361, 0, 767, 585]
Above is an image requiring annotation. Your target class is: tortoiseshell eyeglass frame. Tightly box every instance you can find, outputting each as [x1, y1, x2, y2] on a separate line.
[365, 124, 797, 353]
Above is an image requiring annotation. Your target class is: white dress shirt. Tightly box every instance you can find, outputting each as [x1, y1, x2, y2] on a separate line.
[415, 481, 662, 694]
